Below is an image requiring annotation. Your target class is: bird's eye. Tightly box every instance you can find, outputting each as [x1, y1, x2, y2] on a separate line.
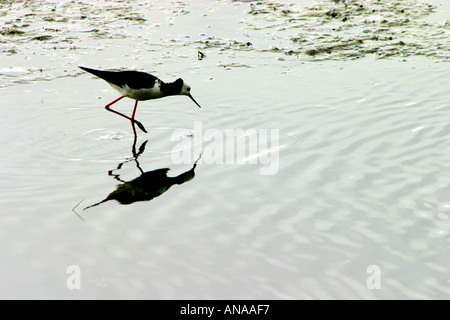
[187, 87, 191, 91]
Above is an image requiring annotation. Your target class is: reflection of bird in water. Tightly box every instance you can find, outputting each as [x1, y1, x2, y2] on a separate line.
[84, 166, 197, 209]
[84, 139, 201, 210]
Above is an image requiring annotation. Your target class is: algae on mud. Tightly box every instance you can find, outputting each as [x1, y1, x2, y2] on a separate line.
[1, 0, 448, 88]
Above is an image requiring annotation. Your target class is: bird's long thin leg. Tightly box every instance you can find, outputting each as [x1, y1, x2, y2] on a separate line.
[131, 121, 138, 150]
[131, 100, 138, 121]
[104, 95, 126, 118]
[130, 100, 146, 135]
[104, 96, 147, 133]
[130, 100, 147, 133]
[131, 121, 137, 138]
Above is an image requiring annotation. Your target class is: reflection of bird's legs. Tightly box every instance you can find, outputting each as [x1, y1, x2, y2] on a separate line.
[108, 158, 127, 183]
[133, 139, 148, 175]
[108, 167, 126, 183]
[131, 124, 138, 156]
[108, 138, 148, 181]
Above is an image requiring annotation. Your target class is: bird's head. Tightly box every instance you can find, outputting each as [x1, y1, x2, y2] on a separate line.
[176, 78, 201, 108]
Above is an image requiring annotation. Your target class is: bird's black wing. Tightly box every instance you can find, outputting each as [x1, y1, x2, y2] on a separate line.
[79, 66, 158, 89]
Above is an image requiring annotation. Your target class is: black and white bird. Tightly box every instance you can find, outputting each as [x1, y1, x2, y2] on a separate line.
[79, 66, 201, 133]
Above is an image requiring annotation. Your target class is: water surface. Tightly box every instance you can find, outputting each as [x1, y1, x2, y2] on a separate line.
[1, 0, 449, 299]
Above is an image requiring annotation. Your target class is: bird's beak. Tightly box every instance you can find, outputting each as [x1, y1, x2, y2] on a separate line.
[188, 94, 202, 108]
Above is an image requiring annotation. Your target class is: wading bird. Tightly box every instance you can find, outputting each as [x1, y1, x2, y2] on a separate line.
[79, 66, 201, 133]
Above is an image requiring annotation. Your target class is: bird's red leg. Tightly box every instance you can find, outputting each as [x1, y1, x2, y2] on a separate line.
[130, 100, 147, 133]
[104, 96, 147, 133]
[130, 100, 138, 137]
[131, 100, 138, 121]
[131, 100, 147, 133]
[104, 96, 126, 117]
[131, 121, 137, 137]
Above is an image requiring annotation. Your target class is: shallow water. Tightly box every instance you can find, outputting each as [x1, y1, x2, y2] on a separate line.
[1, 0, 449, 299]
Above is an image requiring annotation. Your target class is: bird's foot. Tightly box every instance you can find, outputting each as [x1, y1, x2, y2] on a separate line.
[134, 120, 148, 133]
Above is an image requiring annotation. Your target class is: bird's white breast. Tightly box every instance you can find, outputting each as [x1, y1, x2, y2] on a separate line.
[109, 80, 165, 101]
